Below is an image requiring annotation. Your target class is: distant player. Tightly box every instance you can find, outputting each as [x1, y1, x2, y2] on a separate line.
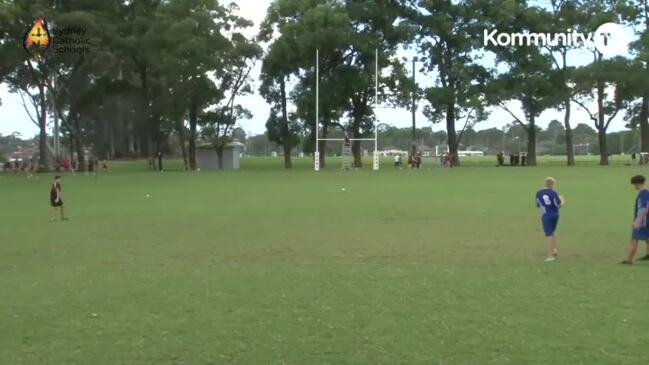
[394, 154, 401, 168]
[622, 175, 649, 265]
[535, 177, 564, 262]
[50, 175, 67, 222]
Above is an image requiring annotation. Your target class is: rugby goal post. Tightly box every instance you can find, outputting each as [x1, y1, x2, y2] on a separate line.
[314, 49, 380, 171]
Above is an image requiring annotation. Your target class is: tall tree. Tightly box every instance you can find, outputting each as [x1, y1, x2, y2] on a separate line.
[0, 0, 55, 170]
[542, 0, 588, 166]
[570, 0, 637, 165]
[259, 17, 301, 168]
[483, 0, 566, 166]
[572, 57, 637, 165]
[261, 0, 411, 168]
[414, 0, 491, 167]
[625, 0, 649, 153]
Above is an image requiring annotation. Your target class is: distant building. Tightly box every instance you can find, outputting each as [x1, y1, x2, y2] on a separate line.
[418, 145, 435, 157]
[9, 146, 37, 162]
[433, 144, 485, 157]
[379, 147, 408, 157]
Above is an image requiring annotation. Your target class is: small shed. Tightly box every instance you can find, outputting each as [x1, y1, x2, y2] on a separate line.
[222, 142, 244, 170]
[196, 142, 244, 171]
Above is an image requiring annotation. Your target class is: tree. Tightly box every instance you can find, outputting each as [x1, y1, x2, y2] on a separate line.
[628, 0, 649, 152]
[0, 0, 55, 170]
[260, 0, 411, 169]
[412, 0, 490, 166]
[483, 0, 567, 166]
[572, 58, 637, 164]
[570, 0, 639, 165]
[542, 0, 588, 165]
[259, 17, 301, 168]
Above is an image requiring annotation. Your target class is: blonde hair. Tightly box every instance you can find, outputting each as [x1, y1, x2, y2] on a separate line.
[544, 177, 556, 188]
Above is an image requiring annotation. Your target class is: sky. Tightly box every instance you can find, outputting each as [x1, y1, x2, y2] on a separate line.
[0, 0, 636, 139]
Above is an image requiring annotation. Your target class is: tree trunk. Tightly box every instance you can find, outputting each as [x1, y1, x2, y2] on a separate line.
[350, 96, 366, 168]
[177, 121, 188, 170]
[564, 100, 575, 166]
[283, 144, 292, 169]
[446, 104, 460, 166]
[640, 95, 649, 153]
[216, 145, 224, 170]
[73, 114, 86, 172]
[527, 117, 537, 166]
[109, 125, 116, 159]
[188, 101, 198, 170]
[68, 133, 75, 164]
[37, 81, 50, 171]
[352, 139, 362, 168]
[597, 81, 609, 165]
[139, 67, 152, 159]
[598, 128, 609, 165]
[151, 113, 162, 159]
[103, 121, 110, 159]
[318, 124, 327, 168]
[642, 6, 649, 153]
[280, 78, 292, 169]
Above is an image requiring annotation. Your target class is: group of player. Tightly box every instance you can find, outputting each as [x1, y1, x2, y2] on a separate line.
[393, 152, 455, 169]
[496, 152, 528, 167]
[3, 158, 39, 179]
[536, 175, 649, 264]
[47, 169, 649, 265]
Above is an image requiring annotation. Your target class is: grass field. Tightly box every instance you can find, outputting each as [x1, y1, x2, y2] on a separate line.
[2, 156, 649, 364]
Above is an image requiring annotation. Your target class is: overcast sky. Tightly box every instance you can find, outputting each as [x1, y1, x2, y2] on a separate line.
[0, 0, 635, 138]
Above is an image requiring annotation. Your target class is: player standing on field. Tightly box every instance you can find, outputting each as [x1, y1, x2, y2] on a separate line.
[536, 177, 564, 262]
[50, 175, 67, 222]
[622, 175, 649, 265]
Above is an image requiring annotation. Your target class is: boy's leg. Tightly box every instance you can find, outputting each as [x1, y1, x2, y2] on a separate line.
[543, 215, 558, 261]
[627, 239, 639, 263]
[552, 236, 558, 257]
[639, 242, 649, 260]
[546, 235, 557, 258]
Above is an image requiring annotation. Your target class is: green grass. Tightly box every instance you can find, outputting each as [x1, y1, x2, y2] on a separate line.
[2, 156, 649, 364]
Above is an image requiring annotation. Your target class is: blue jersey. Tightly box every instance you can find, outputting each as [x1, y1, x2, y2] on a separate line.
[634, 190, 649, 226]
[536, 188, 561, 215]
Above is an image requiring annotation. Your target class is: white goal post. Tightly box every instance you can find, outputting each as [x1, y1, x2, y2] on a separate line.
[314, 49, 380, 171]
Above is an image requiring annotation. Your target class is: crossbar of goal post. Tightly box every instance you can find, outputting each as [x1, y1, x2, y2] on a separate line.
[314, 48, 380, 171]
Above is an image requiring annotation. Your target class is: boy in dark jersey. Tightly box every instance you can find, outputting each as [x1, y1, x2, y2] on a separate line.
[50, 175, 66, 221]
[622, 175, 649, 265]
[535, 177, 564, 262]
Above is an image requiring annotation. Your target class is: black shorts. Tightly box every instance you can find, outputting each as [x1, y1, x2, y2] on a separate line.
[50, 199, 63, 207]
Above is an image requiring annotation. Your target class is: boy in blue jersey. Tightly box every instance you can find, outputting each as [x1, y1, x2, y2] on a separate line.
[536, 177, 564, 262]
[622, 175, 649, 265]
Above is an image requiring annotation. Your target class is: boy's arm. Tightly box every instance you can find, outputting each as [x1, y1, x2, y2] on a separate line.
[634, 208, 647, 229]
[634, 194, 649, 228]
[554, 193, 563, 208]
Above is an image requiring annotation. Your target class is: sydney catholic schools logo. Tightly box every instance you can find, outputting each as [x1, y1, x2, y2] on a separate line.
[484, 22, 630, 57]
[23, 16, 91, 60]
[23, 17, 50, 59]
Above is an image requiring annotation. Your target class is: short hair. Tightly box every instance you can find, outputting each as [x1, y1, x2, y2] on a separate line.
[631, 175, 646, 185]
[544, 177, 556, 188]
[54, 175, 61, 180]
